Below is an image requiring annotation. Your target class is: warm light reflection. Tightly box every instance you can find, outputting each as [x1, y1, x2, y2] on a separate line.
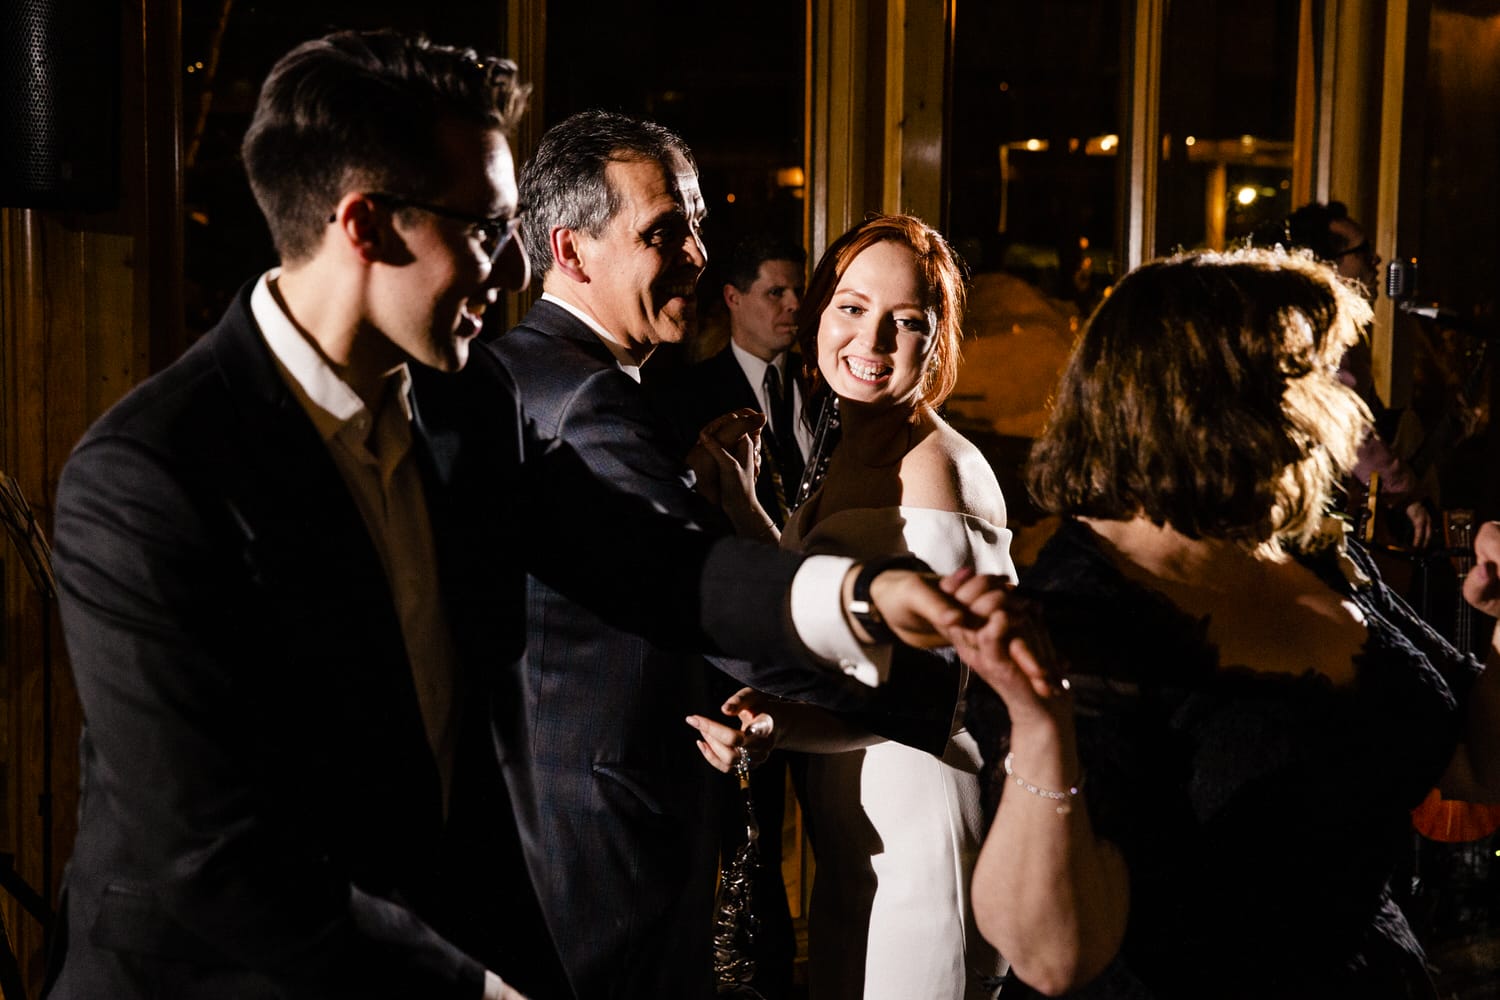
[1185, 135, 1197, 146]
[1235, 186, 1258, 206]
[1083, 134, 1119, 155]
[1025, 138, 1043, 151]
[774, 166, 805, 188]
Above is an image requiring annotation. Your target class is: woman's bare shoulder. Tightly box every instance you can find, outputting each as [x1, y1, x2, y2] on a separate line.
[899, 419, 1008, 524]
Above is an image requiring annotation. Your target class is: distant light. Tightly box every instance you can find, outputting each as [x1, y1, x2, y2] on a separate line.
[1078, 236, 1090, 250]
[725, 193, 736, 204]
[1240, 134, 1255, 146]
[1236, 186, 1258, 206]
[186, 65, 196, 73]
[1083, 135, 1119, 156]
[195, 61, 204, 69]
[1068, 138, 1080, 153]
[1184, 135, 1197, 146]
[775, 166, 805, 189]
[189, 210, 209, 226]
[1025, 138, 1043, 152]
[999, 81, 1010, 92]
[1280, 179, 1290, 189]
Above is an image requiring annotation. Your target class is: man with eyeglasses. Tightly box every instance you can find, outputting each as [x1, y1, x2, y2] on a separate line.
[1280, 200, 1433, 549]
[45, 31, 986, 1000]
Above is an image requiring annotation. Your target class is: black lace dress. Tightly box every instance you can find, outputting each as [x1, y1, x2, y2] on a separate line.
[967, 519, 1482, 999]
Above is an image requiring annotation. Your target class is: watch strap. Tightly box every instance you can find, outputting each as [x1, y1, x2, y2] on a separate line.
[849, 554, 933, 644]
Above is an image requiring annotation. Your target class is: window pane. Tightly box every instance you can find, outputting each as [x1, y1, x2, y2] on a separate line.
[1155, 0, 1300, 252]
[946, 0, 1124, 454]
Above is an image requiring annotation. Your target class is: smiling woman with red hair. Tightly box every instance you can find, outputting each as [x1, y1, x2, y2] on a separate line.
[696, 213, 1018, 998]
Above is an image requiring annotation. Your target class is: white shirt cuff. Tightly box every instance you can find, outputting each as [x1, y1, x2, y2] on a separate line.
[483, 970, 508, 1000]
[789, 555, 891, 687]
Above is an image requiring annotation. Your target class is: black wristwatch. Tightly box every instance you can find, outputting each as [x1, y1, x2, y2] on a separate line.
[848, 555, 933, 644]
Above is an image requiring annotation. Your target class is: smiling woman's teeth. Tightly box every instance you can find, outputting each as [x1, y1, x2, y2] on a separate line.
[845, 357, 890, 381]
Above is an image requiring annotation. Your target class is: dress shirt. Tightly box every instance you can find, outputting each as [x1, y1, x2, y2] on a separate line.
[540, 292, 643, 382]
[252, 273, 460, 801]
[728, 340, 814, 461]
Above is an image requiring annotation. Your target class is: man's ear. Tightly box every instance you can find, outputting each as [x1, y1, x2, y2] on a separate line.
[551, 227, 589, 284]
[723, 282, 741, 312]
[330, 193, 386, 264]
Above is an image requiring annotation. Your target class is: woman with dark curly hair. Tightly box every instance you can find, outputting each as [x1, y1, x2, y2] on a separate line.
[957, 246, 1500, 999]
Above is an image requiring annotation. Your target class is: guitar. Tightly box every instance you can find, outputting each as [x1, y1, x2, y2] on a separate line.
[1410, 510, 1500, 842]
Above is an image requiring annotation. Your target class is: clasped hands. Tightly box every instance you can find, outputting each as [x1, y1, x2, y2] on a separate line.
[687, 408, 776, 540]
[689, 567, 1073, 772]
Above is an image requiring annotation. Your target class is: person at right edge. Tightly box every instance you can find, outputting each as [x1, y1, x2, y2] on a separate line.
[958, 246, 1500, 999]
[1274, 200, 1434, 548]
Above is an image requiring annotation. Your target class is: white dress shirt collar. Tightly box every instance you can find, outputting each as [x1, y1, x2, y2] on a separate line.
[540, 292, 643, 383]
[250, 270, 414, 444]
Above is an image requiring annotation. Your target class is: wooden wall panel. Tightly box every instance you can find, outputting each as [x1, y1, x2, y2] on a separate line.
[0, 0, 169, 992]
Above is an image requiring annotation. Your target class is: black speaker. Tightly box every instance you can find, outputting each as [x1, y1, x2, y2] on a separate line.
[0, 0, 121, 210]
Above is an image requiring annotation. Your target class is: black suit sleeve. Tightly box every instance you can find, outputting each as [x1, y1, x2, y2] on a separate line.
[53, 436, 484, 1000]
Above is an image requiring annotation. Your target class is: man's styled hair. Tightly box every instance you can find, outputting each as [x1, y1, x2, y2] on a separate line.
[241, 30, 527, 262]
[724, 234, 806, 293]
[797, 213, 967, 412]
[518, 109, 696, 280]
[1281, 200, 1355, 262]
[1028, 246, 1373, 554]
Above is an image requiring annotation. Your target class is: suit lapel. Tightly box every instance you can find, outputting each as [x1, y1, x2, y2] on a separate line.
[204, 285, 442, 801]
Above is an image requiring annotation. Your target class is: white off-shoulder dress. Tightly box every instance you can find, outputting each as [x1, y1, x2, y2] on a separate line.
[783, 504, 1016, 1000]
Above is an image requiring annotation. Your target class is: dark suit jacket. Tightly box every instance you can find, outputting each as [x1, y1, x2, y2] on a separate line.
[46, 284, 521, 1000]
[487, 300, 962, 1000]
[651, 343, 809, 525]
[44, 287, 816, 1000]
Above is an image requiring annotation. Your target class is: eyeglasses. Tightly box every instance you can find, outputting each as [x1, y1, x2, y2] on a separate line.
[363, 192, 524, 264]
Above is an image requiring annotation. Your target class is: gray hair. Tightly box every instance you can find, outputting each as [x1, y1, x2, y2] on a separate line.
[519, 109, 696, 278]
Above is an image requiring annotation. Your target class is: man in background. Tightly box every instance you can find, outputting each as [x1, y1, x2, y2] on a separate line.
[661, 234, 813, 524]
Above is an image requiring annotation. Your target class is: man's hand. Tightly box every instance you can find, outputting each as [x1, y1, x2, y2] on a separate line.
[1464, 520, 1500, 618]
[1405, 500, 1434, 549]
[853, 565, 995, 648]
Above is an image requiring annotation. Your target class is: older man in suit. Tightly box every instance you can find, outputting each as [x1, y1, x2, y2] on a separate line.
[489, 111, 968, 999]
[45, 34, 978, 1000]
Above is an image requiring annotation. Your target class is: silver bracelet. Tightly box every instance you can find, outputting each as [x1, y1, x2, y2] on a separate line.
[1003, 752, 1083, 815]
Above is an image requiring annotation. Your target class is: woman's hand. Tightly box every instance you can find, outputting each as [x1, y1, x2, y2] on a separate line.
[685, 688, 776, 773]
[942, 568, 1071, 730]
[687, 409, 779, 542]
